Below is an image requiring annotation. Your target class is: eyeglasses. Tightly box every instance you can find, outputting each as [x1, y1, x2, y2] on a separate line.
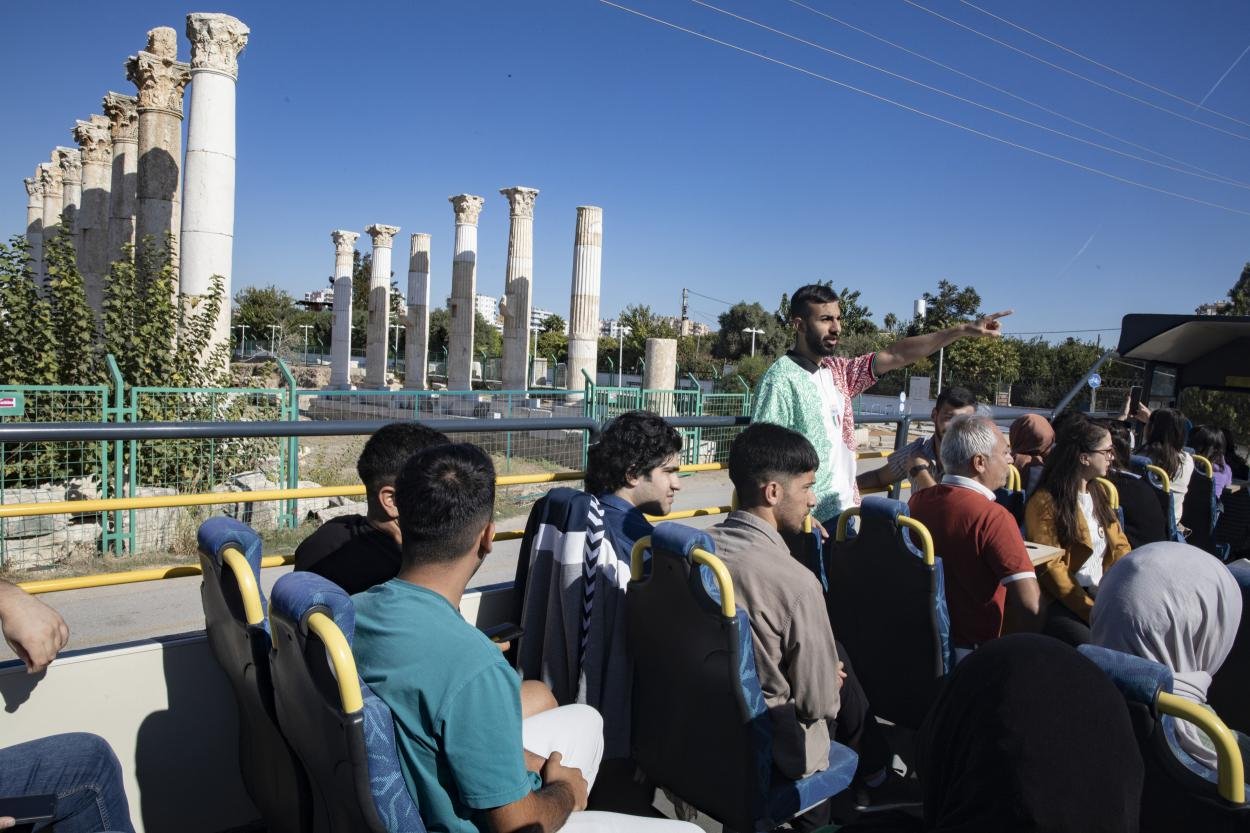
[1085, 447, 1115, 459]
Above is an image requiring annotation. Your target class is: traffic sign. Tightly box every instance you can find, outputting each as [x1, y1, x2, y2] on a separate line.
[1087, 373, 1102, 389]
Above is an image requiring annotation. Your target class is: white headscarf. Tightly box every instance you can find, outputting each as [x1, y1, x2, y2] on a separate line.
[1091, 542, 1243, 771]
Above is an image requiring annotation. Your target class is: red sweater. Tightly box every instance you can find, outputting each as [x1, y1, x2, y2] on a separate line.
[909, 484, 1035, 646]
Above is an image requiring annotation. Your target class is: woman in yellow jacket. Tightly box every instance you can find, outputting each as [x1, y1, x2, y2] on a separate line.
[1025, 418, 1131, 646]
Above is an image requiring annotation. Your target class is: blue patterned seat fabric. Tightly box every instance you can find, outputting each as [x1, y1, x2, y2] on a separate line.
[652, 522, 858, 830]
[1078, 644, 1225, 786]
[198, 516, 269, 633]
[270, 571, 426, 833]
[1130, 454, 1184, 542]
[860, 497, 953, 674]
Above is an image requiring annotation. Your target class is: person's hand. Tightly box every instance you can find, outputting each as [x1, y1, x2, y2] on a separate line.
[0, 815, 15, 829]
[0, 584, 69, 673]
[810, 517, 828, 542]
[494, 641, 511, 653]
[1133, 403, 1152, 424]
[836, 661, 847, 689]
[541, 751, 588, 812]
[963, 310, 1013, 338]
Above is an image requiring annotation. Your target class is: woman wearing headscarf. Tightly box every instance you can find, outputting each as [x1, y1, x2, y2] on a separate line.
[1091, 541, 1243, 771]
[917, 634, 1143, 833]
[1009, 413, 1054, 497]
[1025, 419, 1132, 645]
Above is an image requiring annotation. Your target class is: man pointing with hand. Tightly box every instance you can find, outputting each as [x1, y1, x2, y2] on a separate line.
[752, 283, 1011, 524]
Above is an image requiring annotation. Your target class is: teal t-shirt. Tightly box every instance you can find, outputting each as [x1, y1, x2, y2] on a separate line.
[353, 579, 542, 833]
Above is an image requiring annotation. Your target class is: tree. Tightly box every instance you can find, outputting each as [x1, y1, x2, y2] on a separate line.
[474, 312, 502, 357]
[43, 230, 101, 384]
[832, 286, 876, 335]
[713, 301, 787, 360]
[908, 279, 981, 334]
[616, 304, 679, 370]
[233, 285, 297, 349]
[536, 330, 567, 362]
[428, 307, 450, 356]
[539, 313, 566, 334]
[944, 337, 1021, 402]
[1228, 262, 1250, 315]
[0, 237, 56, 385]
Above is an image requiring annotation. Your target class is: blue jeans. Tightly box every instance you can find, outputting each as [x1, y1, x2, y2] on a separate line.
[0, 733, 134, 833]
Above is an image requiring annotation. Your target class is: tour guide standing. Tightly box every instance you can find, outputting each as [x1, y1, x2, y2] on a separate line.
[752, 284, 1011, 524]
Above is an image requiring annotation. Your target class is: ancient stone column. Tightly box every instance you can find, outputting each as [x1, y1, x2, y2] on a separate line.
[126, 27, 190, 269]
[364, 224, 400, 390]
[103, 92, 139, 259]
[644, 337, 678, 415]
[328, 230, 359, 389]
[448, 195, 484, 392]
[181, 13, 249, 357]
[499, 186, 539, 391]
[404, 233, 432, 390]
[567, 206, 604, 395]
[23, 173, 43, 280]
[37, 161, 62, 283]
[55, 147, 82, 245]
[72, 115, 113, 313]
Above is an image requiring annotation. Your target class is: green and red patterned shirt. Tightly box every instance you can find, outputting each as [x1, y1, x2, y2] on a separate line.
[752, 350, 878, 522]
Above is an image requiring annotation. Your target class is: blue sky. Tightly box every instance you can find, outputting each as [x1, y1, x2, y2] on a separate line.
[4, 0, 1249, 342]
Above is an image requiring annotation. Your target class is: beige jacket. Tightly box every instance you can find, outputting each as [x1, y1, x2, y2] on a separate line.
[705, 511, 841, 779]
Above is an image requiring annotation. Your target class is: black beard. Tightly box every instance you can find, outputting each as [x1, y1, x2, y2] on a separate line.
[804, 327, 837, 357]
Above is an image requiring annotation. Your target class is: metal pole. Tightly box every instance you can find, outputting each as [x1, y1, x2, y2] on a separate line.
[268, 324, 279, 352]
[300, 324, 313, 365]
[236, 324, 247, 357]
[1051, 348, 1116, 420]
[937, 346, 944, 395]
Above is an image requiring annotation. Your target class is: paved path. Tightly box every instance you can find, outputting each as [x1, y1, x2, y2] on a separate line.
[4, 460, 894, 660]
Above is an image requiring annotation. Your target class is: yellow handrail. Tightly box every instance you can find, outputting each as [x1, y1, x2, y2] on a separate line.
[1145, 464, 1173, 493]
[1007, 464, 1022, 493]
[833, 506, 935, 566]
[221, 546, 265, 626]
[644, 505, 732, 522]
[1156, 692, 1245, 804]
[692, 548, 736, 618]
[1094, 477, 1120, 510]
[1192, 454, 1214, 479]
[305, 611, 363, 714]
[630, 536, 651, 580]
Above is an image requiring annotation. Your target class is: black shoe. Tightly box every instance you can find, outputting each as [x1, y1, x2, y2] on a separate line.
[853, 772, 922, 815]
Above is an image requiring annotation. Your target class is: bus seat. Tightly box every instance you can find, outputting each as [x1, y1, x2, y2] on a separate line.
[1109, 470, 1170, 550]
[1182, 467, 1225, 558]
[1131, 455, 1183, 542]
[1209, 560, 1250, 735]
[627, 522, 857, 831]
[824, 496, 951, 730]
[994, 474, 1026, 532]
[197, 516, 313, 833]
[1078, 644, 1250, 832]
[269, 572, 425, 833]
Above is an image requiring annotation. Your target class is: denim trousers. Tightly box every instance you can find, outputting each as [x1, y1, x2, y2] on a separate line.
[0, 733, 134, 833]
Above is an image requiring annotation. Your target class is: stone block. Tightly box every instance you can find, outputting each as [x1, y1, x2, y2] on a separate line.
[0, 522, 102, 570]
[313, 502, 368, 523]
[0, 486, 69, 539]
[294, 480, 330, 519]
[120, 487, 183, 554]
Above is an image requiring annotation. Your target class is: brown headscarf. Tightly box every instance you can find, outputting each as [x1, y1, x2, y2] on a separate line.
[1010, 413, 1055, 469]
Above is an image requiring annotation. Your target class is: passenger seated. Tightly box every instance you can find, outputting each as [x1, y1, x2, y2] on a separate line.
[707, 423, 913, 821]
[584, 411, 682, 557]
[856, 387, 976, 495]
[917, 634, 1143, 833]
[1104, 420, 1169, 549]
[908, 414, 1041, 658]
[1008, 412, 1054, 496]
[1092, 541, 1244, 773]
[352, 444, 698, 833]
[1025, 419, 1131, 646]
[1191, 425, 1233, 498]
[0, 580, 135, 832]
[1139, 407, 1195, 530]
[294, 421, 448, 594]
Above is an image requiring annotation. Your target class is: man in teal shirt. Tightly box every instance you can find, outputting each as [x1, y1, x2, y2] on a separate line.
[353, 443, 701, 833]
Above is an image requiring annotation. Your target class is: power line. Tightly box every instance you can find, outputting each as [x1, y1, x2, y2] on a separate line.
[785, 0, 1250, 189]
[959, 0, 1250, 129]
[901, 0, 1250, 143]
[692, 0, 1250, 192]
[685, 287, 738, 306]
[597, 0, 1250, 217]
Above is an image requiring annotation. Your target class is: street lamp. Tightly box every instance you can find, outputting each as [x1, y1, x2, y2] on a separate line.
[741, 327, 764, 357]
[392, 322, 402, 373]
[530, 325, 541, 389]
[300, 324, 313, 365]
[268, 324, 280, 353]
[236, 324, 248, 358]
[914, 297, 943, 395]
[616, 323, 632, 387]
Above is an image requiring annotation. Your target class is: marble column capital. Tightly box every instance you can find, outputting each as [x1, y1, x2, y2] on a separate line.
[500, 186, 540, 218]
[186, 13, 249, 79]
[331, 229, 360, 254]
[24, 177, 43, 201]
[126, 49, 191, 116]
[102, 92, 139, 143]
[73, 115, 113, 165]
[54, 147, 82, 184]
[37, 162, 59, 193]
[366, 224, 401, 248]
[449, 194, 485, 226]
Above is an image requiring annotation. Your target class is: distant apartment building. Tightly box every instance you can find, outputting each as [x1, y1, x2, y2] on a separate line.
[531, 307, 569, 334]
[1196, 300, 1232, 316]
[297, 289, 334, 311]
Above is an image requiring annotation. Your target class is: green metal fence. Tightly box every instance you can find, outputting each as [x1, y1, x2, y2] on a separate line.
[586, 385, 752, 464]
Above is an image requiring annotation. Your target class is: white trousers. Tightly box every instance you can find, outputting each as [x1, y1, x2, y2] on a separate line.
[521, 705, 703, 833]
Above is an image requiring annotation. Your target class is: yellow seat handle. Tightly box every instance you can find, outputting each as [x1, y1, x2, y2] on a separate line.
[1145, 464, 1173, 493]
[1192, 454, 1214, 479]
[629, 536, 736, 618]
[221, 546, 265, 626]
[834, 507, 935, 566]
[1094, 477, 1120, 510]
[1156, 692, 1245, 804]
[306, 611, 364, 714]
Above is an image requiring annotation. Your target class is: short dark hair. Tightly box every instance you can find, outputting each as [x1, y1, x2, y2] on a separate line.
[1102, 419, 1133, 469]
[728, 423, 819, 507]
[356, 422, 450, 495]
[935, 386, 977, 411]
[394, 443, 495, 564]
[585, 411, 683, 495]
[789, 284, 840, 321]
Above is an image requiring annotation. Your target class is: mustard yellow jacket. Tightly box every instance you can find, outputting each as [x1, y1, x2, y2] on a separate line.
[1024, 489, 1131, 622]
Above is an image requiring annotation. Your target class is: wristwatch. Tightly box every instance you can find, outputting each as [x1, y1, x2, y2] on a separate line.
[908, 462, 932, 479]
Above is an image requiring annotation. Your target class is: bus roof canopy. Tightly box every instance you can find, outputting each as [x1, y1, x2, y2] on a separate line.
[1117, 313, 1250, 393]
